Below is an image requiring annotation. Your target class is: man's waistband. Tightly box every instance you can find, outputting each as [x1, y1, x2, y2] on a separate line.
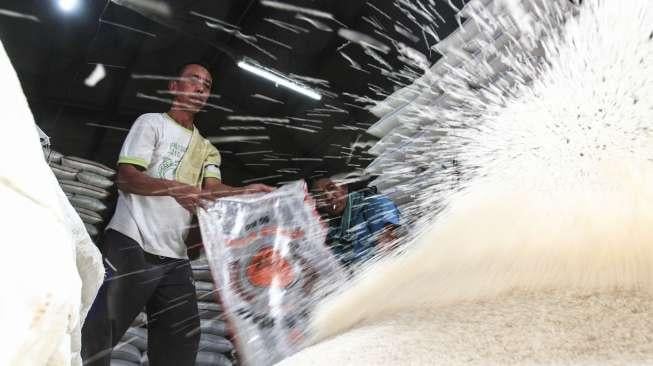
[143, 251, 186, 264]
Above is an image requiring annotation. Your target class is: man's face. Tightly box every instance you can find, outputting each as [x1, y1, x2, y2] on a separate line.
[170, 64, 213, 113]
[312, 178, 348, 217]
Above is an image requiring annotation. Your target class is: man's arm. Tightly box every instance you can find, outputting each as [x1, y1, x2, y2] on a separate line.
[202, 177, 274, 199]
[116, 164, 202, 212]
[364, 194, 402, 251]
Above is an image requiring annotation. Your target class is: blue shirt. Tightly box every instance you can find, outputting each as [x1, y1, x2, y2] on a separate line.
[326, 191, 401, 266]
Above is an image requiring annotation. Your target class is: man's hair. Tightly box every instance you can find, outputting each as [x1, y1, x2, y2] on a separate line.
[307, 173, 379, 196]
[174, 61, 213, 78]
[306, 174, 331, 192]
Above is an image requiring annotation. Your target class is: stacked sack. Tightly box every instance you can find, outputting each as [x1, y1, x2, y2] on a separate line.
[111, 325, 147, 366]
[44, 149, 115, 238]
[190, 260, 236, 366]
[111, 262, 236, 366]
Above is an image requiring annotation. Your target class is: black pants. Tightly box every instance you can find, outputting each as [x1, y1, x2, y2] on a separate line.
[82, 229, 200, 366]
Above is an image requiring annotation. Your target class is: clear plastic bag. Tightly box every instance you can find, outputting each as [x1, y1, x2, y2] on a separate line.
[197, 181, 346, 365]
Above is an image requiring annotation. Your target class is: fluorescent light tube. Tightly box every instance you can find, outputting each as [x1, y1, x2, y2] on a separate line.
[237, 60, 322, 101]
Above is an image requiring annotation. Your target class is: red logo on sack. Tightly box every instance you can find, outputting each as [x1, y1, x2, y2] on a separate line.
[246, 247, 295, 288]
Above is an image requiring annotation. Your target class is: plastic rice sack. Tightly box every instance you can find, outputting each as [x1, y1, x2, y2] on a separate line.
[197, 181, 345, 365]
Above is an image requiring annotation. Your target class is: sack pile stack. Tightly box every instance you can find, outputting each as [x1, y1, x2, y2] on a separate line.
[111, 326, 147, 366]
[44, 149, 116, 238]
[109, 263, 235, 366]
[189, 260, 236, 366]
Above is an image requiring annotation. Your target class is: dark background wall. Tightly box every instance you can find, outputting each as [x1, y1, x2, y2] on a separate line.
[1, 0, 465, 185]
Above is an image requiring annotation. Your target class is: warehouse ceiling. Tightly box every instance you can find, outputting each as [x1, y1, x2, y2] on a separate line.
[0, 0, 465, 185]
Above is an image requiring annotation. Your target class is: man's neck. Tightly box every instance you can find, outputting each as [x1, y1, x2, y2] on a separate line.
[167, 109, 195, 130]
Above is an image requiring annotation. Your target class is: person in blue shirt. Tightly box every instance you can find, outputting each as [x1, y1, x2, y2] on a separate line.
[310, 177, 401, 267]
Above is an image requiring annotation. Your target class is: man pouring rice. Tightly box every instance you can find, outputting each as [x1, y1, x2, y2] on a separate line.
[82, 61, 273, 366]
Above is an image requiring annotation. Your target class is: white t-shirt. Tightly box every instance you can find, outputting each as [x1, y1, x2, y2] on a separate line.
[107, 113, 221, 259]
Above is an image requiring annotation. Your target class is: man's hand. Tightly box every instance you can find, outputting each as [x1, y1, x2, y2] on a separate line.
[377, 225, 400, 252]
[167, 182, 203, 213]
[201, 178, 275, 200]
